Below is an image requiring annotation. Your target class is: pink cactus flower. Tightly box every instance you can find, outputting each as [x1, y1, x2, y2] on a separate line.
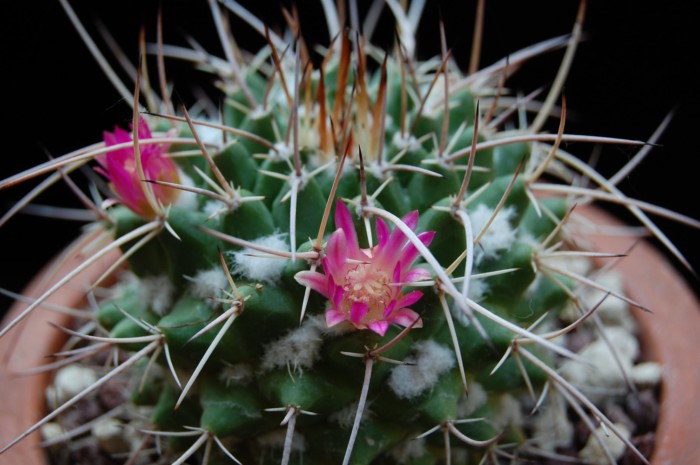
[96, 117, 179, 218]
[296, 200, 435, 336]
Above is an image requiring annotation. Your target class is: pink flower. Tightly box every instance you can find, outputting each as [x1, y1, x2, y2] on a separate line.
[96, 117, 179, 218]
[295, 201, 435, 336]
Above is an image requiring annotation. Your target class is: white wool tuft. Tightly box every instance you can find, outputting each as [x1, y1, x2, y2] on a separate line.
[139, 275, 175, 315]
[230, 233, 289, 285]
[469, 204, 517, 265]
[492, 394, 523, 430]
[196, 123, 224, 146]
[218, 363, 253, 387]
[391, 131, 419, 152]
[330, 400, 373, 429]
[389, 438, 428, 464]
[388, 340, 455, 399]
[457, 382, 488, 417]
[202, 199, 227, 218]
[261, 315, 325, 373]
[187, 267, 228, 303]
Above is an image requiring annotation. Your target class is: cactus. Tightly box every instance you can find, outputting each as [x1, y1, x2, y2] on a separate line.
[1, 1, 698, 464]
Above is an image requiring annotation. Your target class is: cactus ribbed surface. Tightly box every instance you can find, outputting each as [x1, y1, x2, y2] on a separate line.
[4, 1, 693, 464]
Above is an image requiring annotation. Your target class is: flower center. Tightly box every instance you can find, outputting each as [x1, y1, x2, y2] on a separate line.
[342, 263, 393, 321]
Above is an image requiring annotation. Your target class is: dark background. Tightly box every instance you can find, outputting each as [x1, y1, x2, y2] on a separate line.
[2, 0, 699, 316]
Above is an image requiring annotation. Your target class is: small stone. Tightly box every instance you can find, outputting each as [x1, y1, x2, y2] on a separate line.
[72, 442, 119, 465]
[566, 327, 595, 354]
[578, 422, 630, 465]
[98, 376, 129, 410]
[620, 432, 655, 465]
[626, 390, 659, 433]
[584, 272, 637, 332]
[631, 362, 662, 388]
[532, 395, 574, 451]
[40, 422, 65, 445]
[93, 418, 131, 455]
[49, 365, 99, 406]
[560, 327, 639, 390]
[60, 398, 103, 431]
[604, 402, 635, 433]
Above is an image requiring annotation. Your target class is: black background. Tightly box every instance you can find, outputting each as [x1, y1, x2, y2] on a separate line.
[2, 1, 699, 316]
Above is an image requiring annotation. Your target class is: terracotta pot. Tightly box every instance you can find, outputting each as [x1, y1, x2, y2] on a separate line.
[0, 209, 698, 464]
[571, 207, 700, 465]
[0, 230, 121, 464]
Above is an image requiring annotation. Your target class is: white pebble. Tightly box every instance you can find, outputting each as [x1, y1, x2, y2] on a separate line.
[560, 327, 639, 390]
[631, 361, 663, 388]
[40, 422, 65, 445]
[93, 418, 131, 454]
[578, 422, 630, 464]
[49, 365, 98, 406]
[583, 272, 637, 332]
[532, 395, 574, 451]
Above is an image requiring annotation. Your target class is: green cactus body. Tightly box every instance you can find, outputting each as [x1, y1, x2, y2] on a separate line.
[90, 27, 574, 460]
[2, 2, 671, 465]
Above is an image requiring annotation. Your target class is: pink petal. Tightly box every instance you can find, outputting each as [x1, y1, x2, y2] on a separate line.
[367, 320, 389, 336]
[334, 200, 360, 255]
[401, 211, 419, 231]
[104, 145, 132, 170]
[97, 118, 180, 218]
[105, 126, 132, 145]
[375, 218, 389, 248]
[325, 308, 347, 327]
[294, 271, 330, 297]
[330, 283, 345, 310]
[379, 220, 412, 267]
[395, 290, 423, 309]
[325, 230, 348, 283]
[402, 267, 432, 282]
[383, 300, 397, 318]
[388, 308, 423, 328]
[399, 231, 435, 267]
[134, 116, 153, 140]
[349, 302, 369, 325]
[393, 262, 402, 283]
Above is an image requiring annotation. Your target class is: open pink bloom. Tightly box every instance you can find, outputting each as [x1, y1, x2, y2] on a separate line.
[96, 117, 179, 218]
[295, 201, 435, 336]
